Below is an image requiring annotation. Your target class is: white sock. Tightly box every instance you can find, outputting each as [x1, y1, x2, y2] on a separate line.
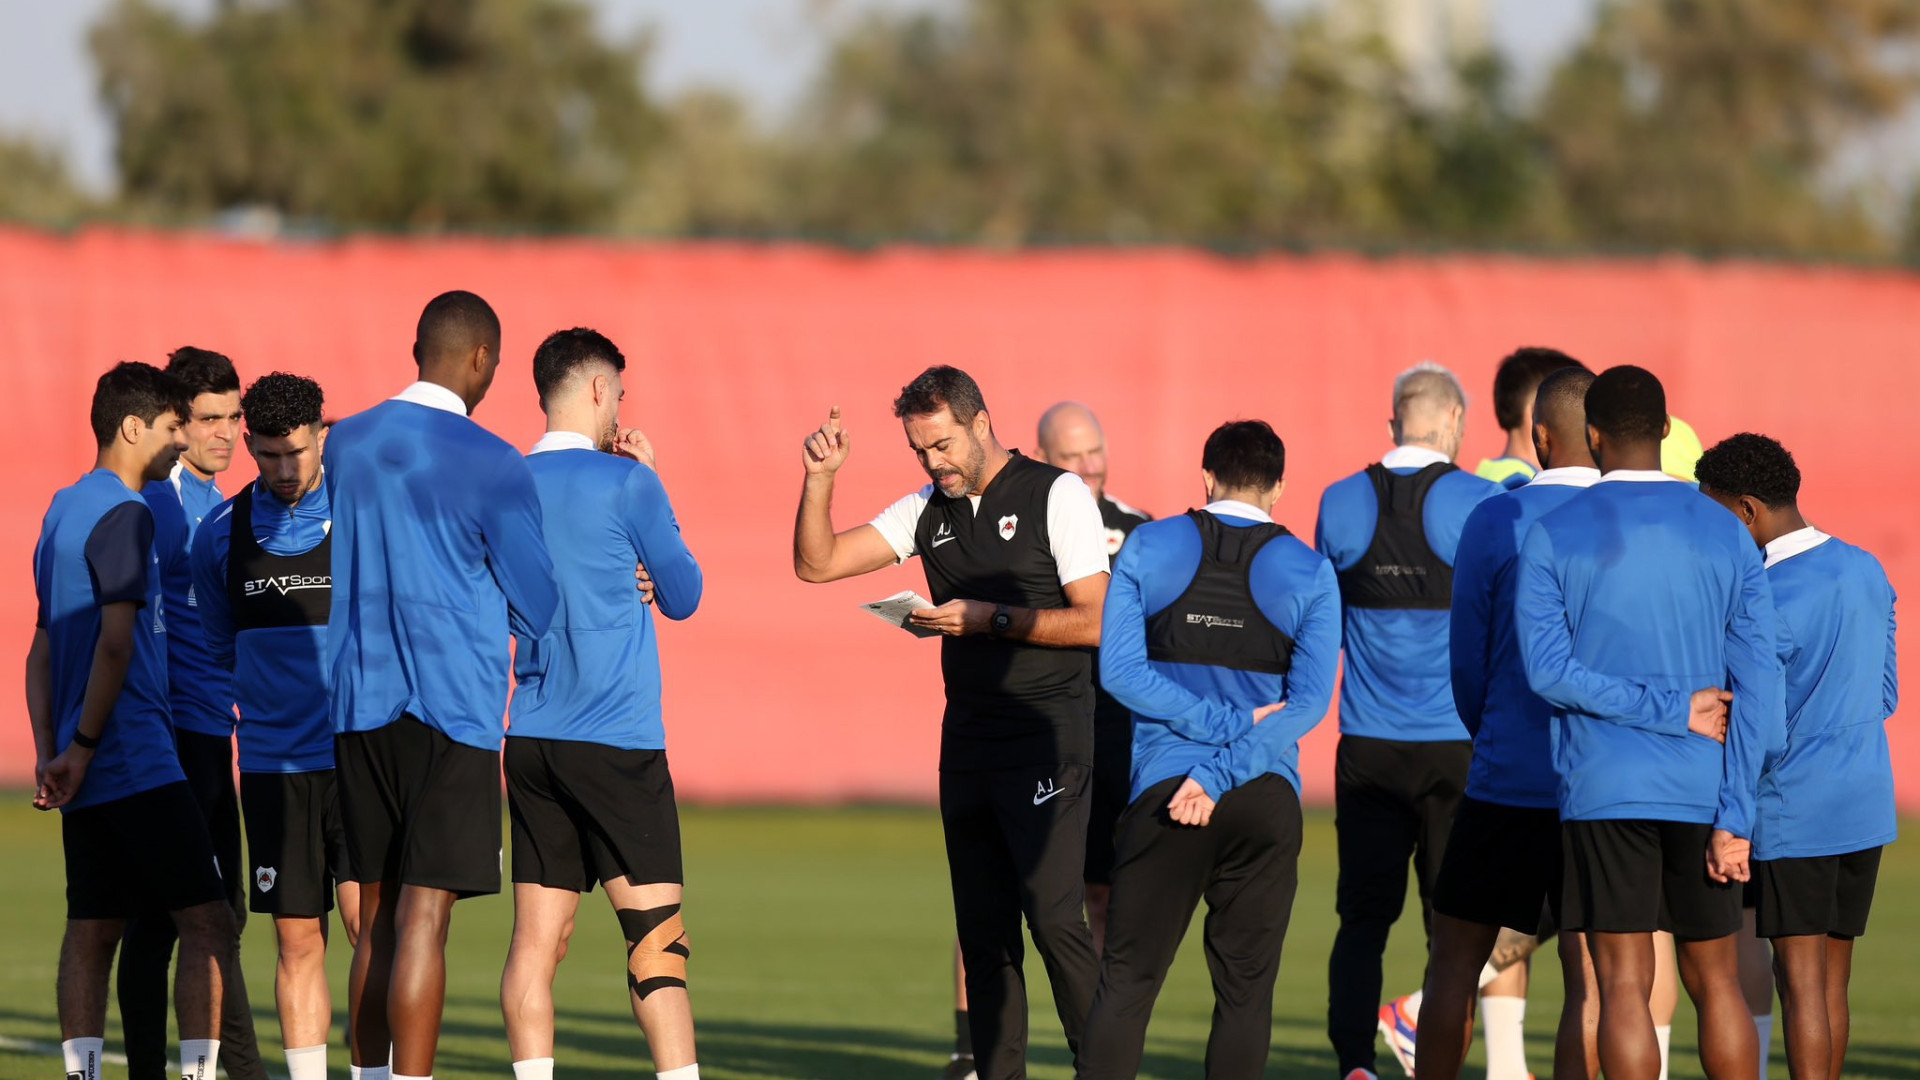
[393, 1073, 431, 1080]
[285, 1045, 328, 1080]
[1754, 1013, 1774, 1080]
[61, 1038, 104, 1080]
[1480, 996, 1529, 1080]
[1656, 1025, 1673, 1080]
[657, 1065, 701, 1080]
[1401, 989, 1423, 1025]
[1477, 960, 1502, 990]
[512, 1059, 555, 1080]
[181, 1039, 221, 1080]
[351, 1067, 392, 1080]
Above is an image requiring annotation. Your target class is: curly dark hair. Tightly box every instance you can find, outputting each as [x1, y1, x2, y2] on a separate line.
[893, 365, 987, 425]
[1695, 433, 1801, 509]
[165, 346, 240, 398]
[1585, 365, 1667, 445]
[91, 362, 189, 447]
[241, 373, 325, 438]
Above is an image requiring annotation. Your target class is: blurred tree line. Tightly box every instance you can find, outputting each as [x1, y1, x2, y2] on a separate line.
[5, 0, 1920, 261]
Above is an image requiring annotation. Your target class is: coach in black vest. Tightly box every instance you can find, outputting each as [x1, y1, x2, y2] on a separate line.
[792, 366, 1108, 1080]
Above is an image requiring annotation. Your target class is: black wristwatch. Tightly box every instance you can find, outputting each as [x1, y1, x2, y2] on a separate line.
[70, 729, 101, 750]
[989, 604, 1013, 638]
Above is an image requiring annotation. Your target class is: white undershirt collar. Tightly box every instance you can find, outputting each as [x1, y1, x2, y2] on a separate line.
[1595, 469, 1680, 484]
[390, 380, 468, 416]
[1764, 525, 1831, 569]
[1381, 445, 1453, 470]
[1528, 466, 1601, 488]
[530, 431, 596, 455]
[1203, 499, 1273, 524]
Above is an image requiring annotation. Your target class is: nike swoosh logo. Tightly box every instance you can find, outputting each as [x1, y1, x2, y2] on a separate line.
[932, 535, 957, 548]
[1033, 788, 1064, 806]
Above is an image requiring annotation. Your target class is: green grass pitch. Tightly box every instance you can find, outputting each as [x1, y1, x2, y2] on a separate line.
[0, 803, 1915, 1079]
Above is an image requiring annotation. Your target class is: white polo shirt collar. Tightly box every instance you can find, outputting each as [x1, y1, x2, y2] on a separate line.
[1764, 526, 1831, 569]
[390, 380, 468, 416]
[1203, 499, 1273, 524]
[1381, 445, 1453, 470]
[530, 431, 596, 456]
[1595, 469, 1679, 484]
[1528, 466, 1600, 488]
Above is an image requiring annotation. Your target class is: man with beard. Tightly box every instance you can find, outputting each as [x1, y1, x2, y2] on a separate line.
[501, 329, 705, 1080]
[793, 366, 1108, 1080]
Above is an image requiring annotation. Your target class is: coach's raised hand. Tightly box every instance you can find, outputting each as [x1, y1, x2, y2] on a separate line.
[802, 406, 851, 475]
[1688, 687, 1732, 743]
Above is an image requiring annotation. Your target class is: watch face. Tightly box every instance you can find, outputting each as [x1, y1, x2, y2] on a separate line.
[992, 612, 1012, 632]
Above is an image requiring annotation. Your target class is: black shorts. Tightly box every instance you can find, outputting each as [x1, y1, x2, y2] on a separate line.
[1433, 797, 1563, 933]
[63, 781, 226, 920]
[1754, 848, 1882, 940]
[506, 737, 682, 892]
[240, 769, 351, 917]
[335, 716, 501, 898]
[1562, 819, 1740, 940]
[1084, 709, 1132, 886]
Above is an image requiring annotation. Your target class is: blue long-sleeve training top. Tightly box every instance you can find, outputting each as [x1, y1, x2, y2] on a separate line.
[1751, 528, 1898, 861]
[145, 463, 234, 737]
[192, 477, 335, 773]
[1451, 466, 1598, 809]
[1316, 445, 1501, 741]
[509, 433, 703, 750]
[324, 381, 559, 751]
[34, 470, 182, 810]
[1516, 472, 1785, 837]
[1101, 501, 1341, 802]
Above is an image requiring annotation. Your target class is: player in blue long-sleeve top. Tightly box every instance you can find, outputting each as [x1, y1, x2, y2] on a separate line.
[498, 328, 707, 1080]
[1516, 366, 1784, 1080]
[1696, 433, 1898, 1080]
[324, 291, 559, 1080]
[1077, 421, 1339, 1080]
[1314, 363, 1501, 1080]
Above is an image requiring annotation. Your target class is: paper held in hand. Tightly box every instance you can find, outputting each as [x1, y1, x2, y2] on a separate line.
[861, 590, 943, 638]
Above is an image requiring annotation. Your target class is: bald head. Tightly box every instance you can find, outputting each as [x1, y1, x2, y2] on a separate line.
[1531, 367, 1596, 470]
[1037, 400, 1109, 500]
[1390, 362, 1468, 460]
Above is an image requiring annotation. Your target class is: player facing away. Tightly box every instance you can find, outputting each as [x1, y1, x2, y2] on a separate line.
[500, 329, 706, 1080]
[190, 373, 361, 1080]
[123, 347, 267, 1080]
[1473, 348, 1587, 491]
[325, 291, 559, 1080]
[1697, 434, 1899, 1080]
[30, 362, 235, 1080]
[1077, 420, 1339, 1080]
[792, 366, 1107, 1080]
[1314, 362, 1501, 1080]
[1515, 365, 1784, 1080]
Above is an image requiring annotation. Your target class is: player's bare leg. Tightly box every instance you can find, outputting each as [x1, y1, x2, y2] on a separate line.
[605, 878, 696, 1072]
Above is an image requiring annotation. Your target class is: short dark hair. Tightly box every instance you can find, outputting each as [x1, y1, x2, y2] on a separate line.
[91, 361, 189, 447]
[413, 290, 501, 366]
[1585, 365, 1667, 445]
[893, 365, 987, 426]
[1695, 433, 1801, 509]
[1533, 366, 1596, 433]
[164, 346, 240, 400]
[532, 327, 626, 406]
[1202, 420, 1286, 491]
[1492, 347, 1586, 431]
[241, 373, 326, 438]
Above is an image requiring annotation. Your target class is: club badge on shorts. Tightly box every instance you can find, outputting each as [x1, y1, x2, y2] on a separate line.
[998, 514, 1019, 541]
[255, 866, 277, 893]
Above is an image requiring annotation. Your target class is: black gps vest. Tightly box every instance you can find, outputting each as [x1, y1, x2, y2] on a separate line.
[1146, 510, 1296, 674]
[1335, 462, 1456, 611]
[914, 452, 1094, 768]
[226, 484, 333, 633]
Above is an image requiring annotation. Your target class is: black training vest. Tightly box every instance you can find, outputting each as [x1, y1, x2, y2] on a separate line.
[914, 452, 1093, 768]
[226, 483, 333, 633]
[1335, 462, 1456, 611]
[1147, 510, 1296, 674]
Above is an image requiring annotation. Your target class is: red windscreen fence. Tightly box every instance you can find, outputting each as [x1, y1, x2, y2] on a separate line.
[0, 228, 1912, 807]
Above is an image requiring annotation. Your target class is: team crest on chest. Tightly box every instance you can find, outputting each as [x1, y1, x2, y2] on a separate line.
[997, 514, 1019, 541]
[1105, 527, 1127, 555]
[255, 866, 277, 893]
